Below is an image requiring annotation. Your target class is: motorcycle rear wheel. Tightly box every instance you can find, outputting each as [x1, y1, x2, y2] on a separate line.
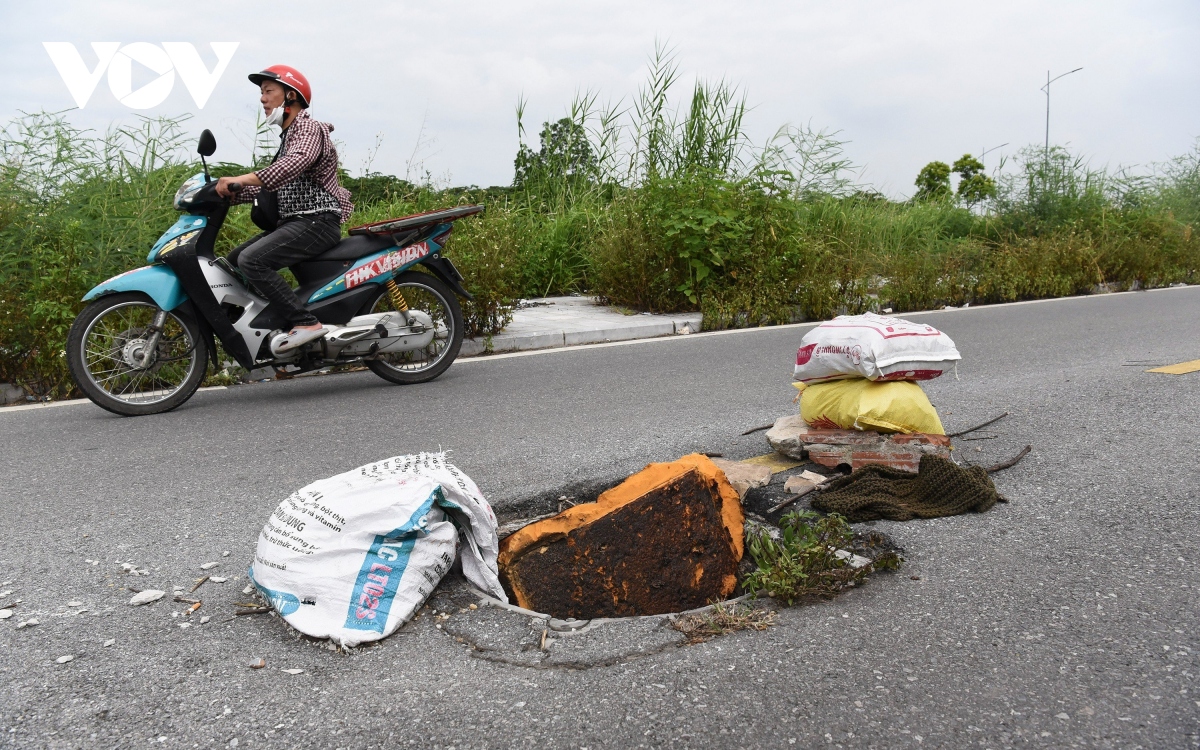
[66, 292, 209, 416]
[358, 271, 463, 385]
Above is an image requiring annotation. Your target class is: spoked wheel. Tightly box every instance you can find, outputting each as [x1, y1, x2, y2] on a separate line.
[66, 292, 209, 416]
[359, 270, 463, 385]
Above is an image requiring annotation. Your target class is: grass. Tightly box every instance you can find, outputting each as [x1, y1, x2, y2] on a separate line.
[2, 46, 1198, 399]
[670, 601, 777, 643]
[742, 511, 903, 606]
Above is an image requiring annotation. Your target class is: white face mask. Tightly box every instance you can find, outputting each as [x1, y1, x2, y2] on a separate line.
[264, 105, 285, 128]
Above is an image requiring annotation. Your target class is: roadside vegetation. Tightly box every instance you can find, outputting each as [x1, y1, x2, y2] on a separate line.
[3, 47, 1198, 398]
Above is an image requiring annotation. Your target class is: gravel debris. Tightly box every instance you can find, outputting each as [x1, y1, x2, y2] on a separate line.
[200, 562, 220, 570]
[16, 618, 38, 629]
[281, 668, 304, 675]
[129, 590, 165, 606]
[67, 600, 83, 607]
[209, 576, 228, 583]
[248, 658, 266, 669]
[103, 639, 115, 647]
[0, 609, 12, 620]
[55, 655, 74, 664]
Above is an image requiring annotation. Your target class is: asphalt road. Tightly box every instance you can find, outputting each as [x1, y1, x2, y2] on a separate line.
[1, 288, 1198, 749]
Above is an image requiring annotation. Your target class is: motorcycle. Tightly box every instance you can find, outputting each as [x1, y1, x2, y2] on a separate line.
[66, 129, 483, 416]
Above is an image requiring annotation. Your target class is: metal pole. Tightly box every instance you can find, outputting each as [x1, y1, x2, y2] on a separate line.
[980, 143, 1009, 169]
[1045, 70, 1051, 162]
[1041, 67, 1083, 164]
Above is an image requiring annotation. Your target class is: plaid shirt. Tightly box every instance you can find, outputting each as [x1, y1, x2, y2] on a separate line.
[233, 110, 354, 222]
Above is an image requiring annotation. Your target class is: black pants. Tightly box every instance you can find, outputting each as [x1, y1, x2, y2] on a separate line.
[228, 213, 341, 326]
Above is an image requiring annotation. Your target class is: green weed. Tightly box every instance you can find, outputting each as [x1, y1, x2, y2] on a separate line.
[743, 511, 902, 605]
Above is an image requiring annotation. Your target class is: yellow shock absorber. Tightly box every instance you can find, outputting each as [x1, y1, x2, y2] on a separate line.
[385, 277, 409, 312]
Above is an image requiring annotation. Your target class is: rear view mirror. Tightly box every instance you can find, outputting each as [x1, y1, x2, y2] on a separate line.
[197, 129, 216, 157]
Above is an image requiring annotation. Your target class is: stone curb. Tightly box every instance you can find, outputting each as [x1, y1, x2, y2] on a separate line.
[460, 316, 702, 357]
[1, 382, 26, 405]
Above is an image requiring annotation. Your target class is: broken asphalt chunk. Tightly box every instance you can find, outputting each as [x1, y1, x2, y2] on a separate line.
[783, 476, 818, 496]
[709, 458, 771, 500]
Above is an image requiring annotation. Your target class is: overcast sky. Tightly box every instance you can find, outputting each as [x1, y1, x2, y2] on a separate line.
[2, 0, 1197, 197]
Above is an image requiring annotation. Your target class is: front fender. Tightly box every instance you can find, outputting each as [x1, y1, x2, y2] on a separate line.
[83, 265, 188, 311]
[419, 255, 474, 300]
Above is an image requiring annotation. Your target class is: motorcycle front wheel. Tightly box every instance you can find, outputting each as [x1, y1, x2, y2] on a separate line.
[358, 271, 463, 385]
[66, 292, 209, 416]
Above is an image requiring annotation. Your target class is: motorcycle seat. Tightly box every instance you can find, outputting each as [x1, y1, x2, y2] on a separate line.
[307, 233, 396, 262]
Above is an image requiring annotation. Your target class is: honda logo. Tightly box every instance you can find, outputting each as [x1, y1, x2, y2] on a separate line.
[42, 42, 239, 110]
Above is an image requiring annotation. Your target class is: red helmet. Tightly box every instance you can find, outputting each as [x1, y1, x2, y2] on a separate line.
[248, 65, 312, 108]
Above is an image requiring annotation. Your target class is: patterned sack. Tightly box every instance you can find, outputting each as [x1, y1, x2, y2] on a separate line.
[250, 453, 505, 647]
[794, 313, 961, 384]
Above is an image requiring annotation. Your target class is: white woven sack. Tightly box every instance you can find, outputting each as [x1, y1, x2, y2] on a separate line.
[794, 312, 961, 383]
[249, 453, 505, 647]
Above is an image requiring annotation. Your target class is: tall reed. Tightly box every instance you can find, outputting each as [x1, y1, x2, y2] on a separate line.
[2, 54, 1197, 399]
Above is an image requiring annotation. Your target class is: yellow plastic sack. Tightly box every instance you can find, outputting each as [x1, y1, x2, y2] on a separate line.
[793, 379, 945, 435]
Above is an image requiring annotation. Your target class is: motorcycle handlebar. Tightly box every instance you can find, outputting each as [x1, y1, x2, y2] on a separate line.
[227, 182, 243, 193]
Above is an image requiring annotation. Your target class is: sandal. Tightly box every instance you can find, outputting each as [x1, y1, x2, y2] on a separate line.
[274, 323, 328, 353]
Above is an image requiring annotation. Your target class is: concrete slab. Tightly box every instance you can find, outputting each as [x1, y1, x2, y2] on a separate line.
[462, 296, 702, 356]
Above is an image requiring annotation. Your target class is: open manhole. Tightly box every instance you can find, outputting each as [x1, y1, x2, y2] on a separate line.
[491, 453, 902, 622]
[422, 454, 903, 668]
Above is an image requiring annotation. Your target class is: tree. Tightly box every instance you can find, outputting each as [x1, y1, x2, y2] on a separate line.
[913, 161, 951, 201]
[952, 154, 997, 206]
[513, 117, 597, 190]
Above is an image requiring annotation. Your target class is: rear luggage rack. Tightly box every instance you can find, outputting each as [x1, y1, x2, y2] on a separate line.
[347, 205, 485, 236]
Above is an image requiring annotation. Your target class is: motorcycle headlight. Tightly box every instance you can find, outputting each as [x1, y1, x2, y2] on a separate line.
[173, 174, 207, 210]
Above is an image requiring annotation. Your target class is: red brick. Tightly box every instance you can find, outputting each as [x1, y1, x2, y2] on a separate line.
[766, 414, 950, 472]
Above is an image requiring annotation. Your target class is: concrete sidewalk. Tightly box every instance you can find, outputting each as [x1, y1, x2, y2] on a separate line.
[459, 295, 703, 356]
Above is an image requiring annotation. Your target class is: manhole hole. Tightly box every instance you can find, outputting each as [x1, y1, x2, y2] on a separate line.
[425, 455, 903, 669]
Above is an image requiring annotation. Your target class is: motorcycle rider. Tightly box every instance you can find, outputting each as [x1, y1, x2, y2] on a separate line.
[215, 65, 353, 352]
